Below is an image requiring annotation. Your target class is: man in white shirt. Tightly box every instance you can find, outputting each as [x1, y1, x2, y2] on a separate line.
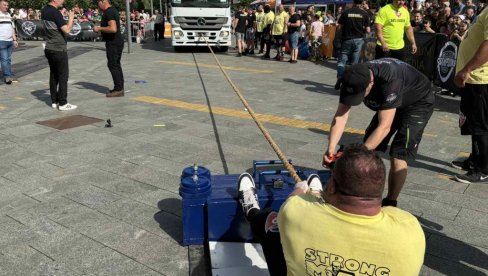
[0, 0, 18, 84]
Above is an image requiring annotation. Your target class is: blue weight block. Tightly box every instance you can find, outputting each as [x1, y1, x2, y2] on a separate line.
[180, 161, 331, 245]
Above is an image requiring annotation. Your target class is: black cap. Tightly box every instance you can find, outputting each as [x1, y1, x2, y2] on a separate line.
[339, 64, 371, 106]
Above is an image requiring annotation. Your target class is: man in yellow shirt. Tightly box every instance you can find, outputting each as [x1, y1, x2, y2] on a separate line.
[269, 4, 288, 61]
[237, 144, 426, 275]
[375, 0, 416, 61]
[255, 5, 265, 54]
[453, 7, 488, 183]
[261, 4, 274, 59]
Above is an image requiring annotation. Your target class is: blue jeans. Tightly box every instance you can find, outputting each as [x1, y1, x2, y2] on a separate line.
[336, 38, 364, 78]
[289, 31, 300, 49]
[0, 40, 13, 77]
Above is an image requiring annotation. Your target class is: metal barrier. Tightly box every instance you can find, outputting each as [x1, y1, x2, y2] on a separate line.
[130, 20, 154, 43]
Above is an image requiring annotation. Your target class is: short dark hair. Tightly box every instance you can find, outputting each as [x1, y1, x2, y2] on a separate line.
[332, 144, 386, 198]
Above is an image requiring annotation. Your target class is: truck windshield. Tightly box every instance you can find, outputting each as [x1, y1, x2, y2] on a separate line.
[171, 0, 230, 8]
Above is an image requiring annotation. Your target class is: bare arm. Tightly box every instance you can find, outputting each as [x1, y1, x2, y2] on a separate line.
[326, 103, 351, 157]
[363, 108, 396, 150]
[455, 40, 488, 87]
[96, 20, 117, 33]
[405, 25, 417, 54]
[375, 23, 387, 47]
[60, 10, 75, 35]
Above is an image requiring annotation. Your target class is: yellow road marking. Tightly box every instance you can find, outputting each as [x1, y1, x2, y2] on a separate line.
[0, 104, 6, 110]
[133, 96, 365, 135]
[458, 151, 470, 157]
[158, 60, 273, 74]
[14, 96, 25, 100]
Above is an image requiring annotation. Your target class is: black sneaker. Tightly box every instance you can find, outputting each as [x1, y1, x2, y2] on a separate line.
[249, 50, 255, 55]
[451, 156, 474, 171]
[381, 198, 398, 207]
[262, 54, 270, 59]
[238, 173, 260, 216]
[237, 53, 242, 57]
[454, 170, 488, 184]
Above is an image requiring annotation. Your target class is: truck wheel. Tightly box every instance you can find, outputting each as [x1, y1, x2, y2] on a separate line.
[174, 46, 183, 52]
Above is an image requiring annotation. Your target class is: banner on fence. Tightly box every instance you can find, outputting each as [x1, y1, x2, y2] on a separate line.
[13, 20, 131, 41]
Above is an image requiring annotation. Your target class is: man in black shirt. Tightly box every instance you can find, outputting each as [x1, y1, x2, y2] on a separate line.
[94, 0, 124, 97]
[324, 58, 434, 207]
[246, 8, 256, 55]
[232, 6, 247, 57]
[286, 6, 301, 63]
[41, 0, 77, 111]
[335, 0, 370, 90]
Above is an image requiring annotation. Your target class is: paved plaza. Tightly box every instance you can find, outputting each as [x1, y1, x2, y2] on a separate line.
[0, 40, 487, 275]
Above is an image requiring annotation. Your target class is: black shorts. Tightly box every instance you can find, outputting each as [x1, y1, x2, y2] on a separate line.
[460, 83, 488, 136]
[273, 35, 284, 48]
[364, 93, 434, 161]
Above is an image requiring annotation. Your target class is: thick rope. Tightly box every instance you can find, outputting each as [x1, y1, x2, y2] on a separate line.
[199, 36, 302, 183]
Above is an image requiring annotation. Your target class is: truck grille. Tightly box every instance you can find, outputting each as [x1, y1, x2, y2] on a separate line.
[174, 17, 227, 30]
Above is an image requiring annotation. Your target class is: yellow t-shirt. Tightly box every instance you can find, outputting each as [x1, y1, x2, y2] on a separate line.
[272, 11, 288, 35]
[456, 7, 488, 84]
[278, 194, 426, 276]
[263, 11, 275, 31]
[256, 11, 265, 32]
[375, 4, 411, 50]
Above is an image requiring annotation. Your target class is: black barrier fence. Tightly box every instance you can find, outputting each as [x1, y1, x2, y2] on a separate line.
[359, 32, 459, 94]
[14, 20, 131, 41]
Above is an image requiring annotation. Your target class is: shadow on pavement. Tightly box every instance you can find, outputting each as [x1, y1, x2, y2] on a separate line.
[154, 197, 183, 243]
[155, 197, 212, 275]
[418, 216, 488, 275]
[74, 81, 109, 94]
[434, 93, 460, 115]
[31, 89, 51, 107]
[283, 78, 338, 95]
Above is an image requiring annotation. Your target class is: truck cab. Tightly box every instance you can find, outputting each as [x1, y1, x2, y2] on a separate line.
[169, 0, 232, 51]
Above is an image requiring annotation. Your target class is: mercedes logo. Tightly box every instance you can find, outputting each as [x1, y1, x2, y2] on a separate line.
[197, 17, 206, 26]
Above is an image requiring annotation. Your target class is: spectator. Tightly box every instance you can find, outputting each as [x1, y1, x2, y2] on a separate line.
[421, 18, 436, 32]
[477, 1, 486, 14]
[453, 0, 465, 15]
[237, 144, 426, 275]
[336, 5, 344, 21]
[0, 0, 18, 85]
[26, 7, 38, 20]
[246, 8, 256, 55]
[310, 14, 323, 62]
[233, 6, 247, 57]
[286, 6, 300, 63]
[41, 0, 77, 111]
[463, 0, 477, 13]
[153, 9, 164, 41]
[261, 4, 274, 59]
[255, 4, 265, 54]
[412, 10, 424, 31]
[375, 0, 417, 61]
[451, 18, 469, 43]
[323, 9, 335, 25]
[453, 7, 488, 183]
[335, 0, 370, 90]
[271, 4, 287, 61]
[465, 7, 477, 22]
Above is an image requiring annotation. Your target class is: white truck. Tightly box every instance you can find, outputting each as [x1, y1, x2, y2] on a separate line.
[169, 0, 232, 52]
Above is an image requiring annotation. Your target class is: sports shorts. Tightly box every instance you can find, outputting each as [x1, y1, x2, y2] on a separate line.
[364, 92, 434, 161]
[460, 83, 488, 136]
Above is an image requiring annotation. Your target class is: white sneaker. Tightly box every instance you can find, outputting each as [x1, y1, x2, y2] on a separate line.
[238, 173, 260, 216]
[51, 103, 58, 109]
[58, 103, 77, 111]
[307, 174, 323, 192]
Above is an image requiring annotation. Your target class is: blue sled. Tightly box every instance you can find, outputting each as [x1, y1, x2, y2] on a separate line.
[180, 160, 331, 246]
